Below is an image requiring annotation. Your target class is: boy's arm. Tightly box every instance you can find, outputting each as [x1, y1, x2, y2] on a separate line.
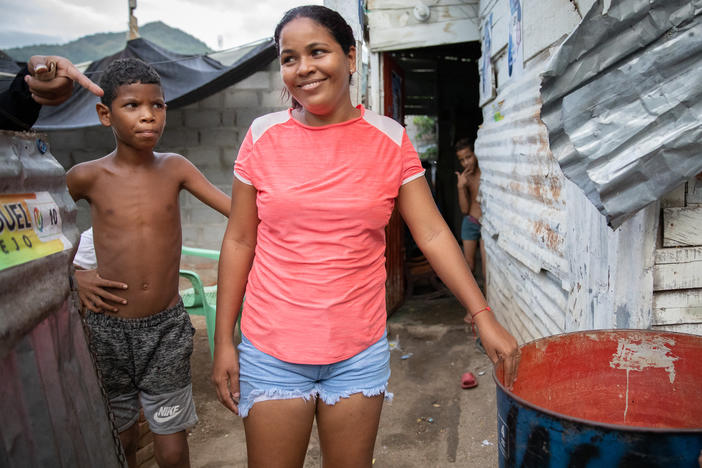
[175, 155, 231, 216]
[74, 268, 128, 313]
[455, 169, 471, 215]
[65, 162, 92, 202]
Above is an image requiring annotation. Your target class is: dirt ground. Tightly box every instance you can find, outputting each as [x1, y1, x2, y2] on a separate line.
[182, 290, 500, 468]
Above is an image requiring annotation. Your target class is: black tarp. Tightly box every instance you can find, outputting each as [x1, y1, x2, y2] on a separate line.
[28, 37, 276, 130]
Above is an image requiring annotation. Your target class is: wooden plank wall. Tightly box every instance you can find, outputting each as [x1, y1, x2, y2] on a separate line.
[366, 0, 480, 51]
[653, 177, 702, 335]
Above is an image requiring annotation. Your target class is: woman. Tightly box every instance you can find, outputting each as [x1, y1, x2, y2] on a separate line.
[212, 6, 520, 467]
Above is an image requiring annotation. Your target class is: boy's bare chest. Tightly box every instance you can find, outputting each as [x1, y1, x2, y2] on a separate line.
[89, 173, 181, 224]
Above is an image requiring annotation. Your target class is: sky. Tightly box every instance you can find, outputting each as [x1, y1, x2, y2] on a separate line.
[1, 0, 324, 51]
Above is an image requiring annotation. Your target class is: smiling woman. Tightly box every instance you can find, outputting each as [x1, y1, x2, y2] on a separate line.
[212, 5, 520, 467]
[278, 16, 357, 126]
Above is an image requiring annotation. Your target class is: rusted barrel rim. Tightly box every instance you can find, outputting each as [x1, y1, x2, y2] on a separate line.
[492, 328, 702, 434]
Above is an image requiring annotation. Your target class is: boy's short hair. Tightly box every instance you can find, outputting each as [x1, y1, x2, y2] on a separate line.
[455, 138, 474, 153]
[98, 58, 162, 108]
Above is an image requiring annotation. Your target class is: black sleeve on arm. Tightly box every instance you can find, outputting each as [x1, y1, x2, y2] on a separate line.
[0, 66, 42, 131]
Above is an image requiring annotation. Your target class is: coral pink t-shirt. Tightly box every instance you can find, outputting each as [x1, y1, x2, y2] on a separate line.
[234, 105, 424, 364]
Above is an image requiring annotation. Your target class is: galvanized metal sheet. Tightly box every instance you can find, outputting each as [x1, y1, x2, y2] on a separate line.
[541, 0, 702, 228]
[0, 131, 123, 467]
[478, 53, 567, 277]
[0, 131, 79, 355]
[478, 51, 569, 340]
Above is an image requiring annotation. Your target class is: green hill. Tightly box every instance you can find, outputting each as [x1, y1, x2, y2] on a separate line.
[4, 21, 212, 63]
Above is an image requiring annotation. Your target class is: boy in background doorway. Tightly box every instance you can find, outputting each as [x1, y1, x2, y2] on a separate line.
[454, 138, 486, 285]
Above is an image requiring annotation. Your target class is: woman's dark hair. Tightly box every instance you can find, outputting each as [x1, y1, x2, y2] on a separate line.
[274, 5, 355, 55]
[274, 5, 356, 109]
[98, 58, 161, 108]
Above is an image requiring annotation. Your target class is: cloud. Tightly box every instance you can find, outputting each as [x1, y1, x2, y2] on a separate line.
[0, 0, 323, 51]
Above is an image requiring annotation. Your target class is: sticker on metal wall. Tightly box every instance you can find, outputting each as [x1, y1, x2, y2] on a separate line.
[0, 192, 73, 271]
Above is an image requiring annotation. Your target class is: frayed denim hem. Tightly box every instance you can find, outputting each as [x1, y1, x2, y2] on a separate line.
[239, 386, 393, 418]
[318, 385, 393, 406]
[239, 388, 317, 418]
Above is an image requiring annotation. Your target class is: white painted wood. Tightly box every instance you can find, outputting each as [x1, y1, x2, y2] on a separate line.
[370, 52, 381, 113]
[654, 289, 702, 310]
[522, 0, 583, 60]
[655, 246, 702, 264]
[367, 5, 479, 29]
[367, 8, 480, 50]
[565, 179, 658, 330]
[652, 289, 702, 325]
[653, 308, 702, 325]
[653, 247, 702, 291]
[689, 177, 702, 205]
[660, 181, 687, 208]
[652, 322, 702, 336]
[663, 206, 702, 247]
[368, 0, 477, 8]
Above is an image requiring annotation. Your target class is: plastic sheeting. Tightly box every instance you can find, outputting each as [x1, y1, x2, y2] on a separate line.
[541, 0, 702, 228]
[32, 37, 276, 131]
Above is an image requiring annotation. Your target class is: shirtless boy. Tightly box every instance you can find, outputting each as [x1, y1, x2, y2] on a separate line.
[454, 138, 485, 281]
[66, 58, 230, 468]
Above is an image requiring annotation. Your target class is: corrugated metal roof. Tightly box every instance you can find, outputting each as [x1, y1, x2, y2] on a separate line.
[541, 0, 702, 228]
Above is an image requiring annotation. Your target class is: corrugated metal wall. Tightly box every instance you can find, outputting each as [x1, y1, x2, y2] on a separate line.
[477, 51, 568, 343]
[477, 0, 661, 341]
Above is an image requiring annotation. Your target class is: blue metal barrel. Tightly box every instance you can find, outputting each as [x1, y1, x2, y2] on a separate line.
[0, 131, 124, 467]
[494, 330, 702, 467]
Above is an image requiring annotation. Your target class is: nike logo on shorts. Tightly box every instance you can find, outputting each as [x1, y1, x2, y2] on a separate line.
[154, 405, 182, 423]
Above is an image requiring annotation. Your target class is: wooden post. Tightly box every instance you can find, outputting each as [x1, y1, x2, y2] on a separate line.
[128, 0, 139, 41]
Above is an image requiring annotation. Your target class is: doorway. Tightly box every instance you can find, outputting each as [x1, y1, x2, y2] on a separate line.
[386, 41, 482, 240]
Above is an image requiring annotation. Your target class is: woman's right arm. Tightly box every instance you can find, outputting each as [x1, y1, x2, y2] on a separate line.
[211, 178, 258, 414]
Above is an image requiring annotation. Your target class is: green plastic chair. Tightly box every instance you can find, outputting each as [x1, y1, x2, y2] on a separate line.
[179, 246, 243, 357]
[179, 246, 220, 358]
[179, 246, 242, 359]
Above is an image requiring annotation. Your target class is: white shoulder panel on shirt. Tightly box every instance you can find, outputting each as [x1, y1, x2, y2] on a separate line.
[251, 110, 290, 143]
[362, 108, 404, 147]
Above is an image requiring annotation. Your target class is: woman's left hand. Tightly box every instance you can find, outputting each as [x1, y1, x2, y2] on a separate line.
[470, 311, 520, 388]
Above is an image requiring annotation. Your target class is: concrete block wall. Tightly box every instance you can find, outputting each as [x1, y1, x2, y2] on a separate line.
[46, 59, 286, 250]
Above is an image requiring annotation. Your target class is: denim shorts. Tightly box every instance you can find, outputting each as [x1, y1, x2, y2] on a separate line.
[237, 331, 392, 418]
[461, 215, 482, 241]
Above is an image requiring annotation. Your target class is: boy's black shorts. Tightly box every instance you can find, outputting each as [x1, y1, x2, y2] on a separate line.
[84, 300, 198, 434]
